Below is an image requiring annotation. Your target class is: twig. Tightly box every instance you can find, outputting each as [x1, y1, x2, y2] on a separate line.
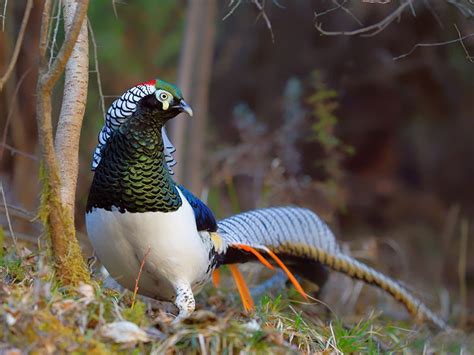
[131, 245, 151, 308]
[332, 0, 363, 26]
[314, 0, 347, 20]
[0, 181, 19, 253]
[48, 0, 62, 69]
[315, 1, 411, 37]
[458, 219, 468, 328]
[38, 0, 53, 60]
[447, 0, 474, 18]
[0, 142, 37, 161]
[0, 202, 36, 221]
[0, 0, 33, 92]
[423, 0, 443, 28]
[88, 18, 106, 118]
[393, 29, 474, 60]
[454, 24, 474, 62]
[0, 68, 31, 161]
[407, 0, 416, 17]
[39, 0, 89, 90]
[223, 0, 242, 21]
[252, 0, 274, 42]
[1, 228, 38, 244]
[112, 0, 119, 18]
[1, 0, 7, 32]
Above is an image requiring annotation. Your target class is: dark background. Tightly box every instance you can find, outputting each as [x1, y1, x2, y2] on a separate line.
[1, 0, 473, 318]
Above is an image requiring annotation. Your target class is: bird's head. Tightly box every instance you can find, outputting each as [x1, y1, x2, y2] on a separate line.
[135, 78, 193, 123]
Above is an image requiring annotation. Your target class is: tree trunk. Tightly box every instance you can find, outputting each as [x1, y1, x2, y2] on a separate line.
[36, 0, 90, 286]
[170, 0, 217, 192]
[55, 0, 89, 215]
[186, 0, 217, 193]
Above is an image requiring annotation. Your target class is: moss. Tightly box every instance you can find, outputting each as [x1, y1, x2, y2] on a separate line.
[21, 310, 108, 354]
[38, 162, 91, 287]
[123, 300, 148, 327]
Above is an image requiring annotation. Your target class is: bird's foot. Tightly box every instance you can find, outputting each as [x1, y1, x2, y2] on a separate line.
[172, 282, 195, 324]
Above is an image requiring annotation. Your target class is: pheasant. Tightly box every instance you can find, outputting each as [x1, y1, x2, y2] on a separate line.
[86, 78, 447, 329]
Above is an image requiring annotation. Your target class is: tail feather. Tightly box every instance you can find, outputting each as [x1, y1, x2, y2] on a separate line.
[217, 207, 448, 330]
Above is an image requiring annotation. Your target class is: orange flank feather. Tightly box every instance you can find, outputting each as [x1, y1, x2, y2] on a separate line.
[212, 269, 220, 287]
[265, 249, 308, 300]
[226, 244, 308, 310]
[233, 244, 275, 270]
[229, 265, 255, 312]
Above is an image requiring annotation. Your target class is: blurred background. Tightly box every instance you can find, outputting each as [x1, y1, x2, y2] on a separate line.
[1, 0, 473, 323]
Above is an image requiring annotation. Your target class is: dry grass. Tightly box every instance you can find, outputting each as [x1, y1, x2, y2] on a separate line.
[1, 243, 471, 354]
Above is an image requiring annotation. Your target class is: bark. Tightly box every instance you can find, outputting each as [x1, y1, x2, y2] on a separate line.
[36, 0, 90, 286]
[55, 0, 89, 214]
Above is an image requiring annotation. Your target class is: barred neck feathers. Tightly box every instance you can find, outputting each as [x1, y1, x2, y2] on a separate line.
[86, 111, 181, 214]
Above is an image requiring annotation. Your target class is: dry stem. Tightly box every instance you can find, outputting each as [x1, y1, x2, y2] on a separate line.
[132, 246, 152, 308]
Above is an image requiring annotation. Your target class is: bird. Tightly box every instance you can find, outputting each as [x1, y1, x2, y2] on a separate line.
[86, 78, 447, 329]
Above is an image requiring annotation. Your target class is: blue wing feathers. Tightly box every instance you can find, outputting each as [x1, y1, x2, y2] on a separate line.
[178, 185, 218, 232]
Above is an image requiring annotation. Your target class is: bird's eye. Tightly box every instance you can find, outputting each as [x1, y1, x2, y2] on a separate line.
[159, 92, 169, 101]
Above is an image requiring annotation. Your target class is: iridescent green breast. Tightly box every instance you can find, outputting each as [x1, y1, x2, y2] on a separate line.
[86, 115, 182, 213]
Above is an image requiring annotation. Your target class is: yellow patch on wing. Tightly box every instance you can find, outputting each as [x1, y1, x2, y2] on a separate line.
[210, 232, 225, 253]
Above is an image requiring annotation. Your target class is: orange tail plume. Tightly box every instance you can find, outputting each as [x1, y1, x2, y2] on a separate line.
[265, 249, 308, 300]
[229, 264, 255, 312]
[234, 244, 275, 270]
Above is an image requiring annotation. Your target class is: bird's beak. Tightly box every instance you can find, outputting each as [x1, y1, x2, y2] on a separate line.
[178, 99, 193, 117]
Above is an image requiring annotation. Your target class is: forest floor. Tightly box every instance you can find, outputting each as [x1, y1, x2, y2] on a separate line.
[0, 245, 472, 354]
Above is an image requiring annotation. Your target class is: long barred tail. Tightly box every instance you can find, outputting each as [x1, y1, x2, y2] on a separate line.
[217, 207, 448, 330]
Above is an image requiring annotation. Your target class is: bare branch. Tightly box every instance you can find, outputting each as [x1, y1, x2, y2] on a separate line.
[1, 0, 7, 32]
[2, 229, 38, 244]
[393, 28, 474, 60]
[454, 24, 474, 62]
[223, 0, 242, 21]
[331, 0, 363, 26]
[0, 181, 18, 253]
[0, 0, 33, 92]
[252, 0, 274, 42]
[38, 0, 53, 60]
[423, 0, 444, 28]
[48, 0, 62, 68]
[0, 202, 37, 222]
[0, 68, 30, 161]
[447, 0, 474, 18]
[0, 143, 38, 161]
[39, 0, 89, 91]
[315, 1, 411, 37]
[88, 18, 106, 118]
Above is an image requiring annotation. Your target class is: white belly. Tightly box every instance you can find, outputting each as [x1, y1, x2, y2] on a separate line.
[85, 189, 211, 301]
